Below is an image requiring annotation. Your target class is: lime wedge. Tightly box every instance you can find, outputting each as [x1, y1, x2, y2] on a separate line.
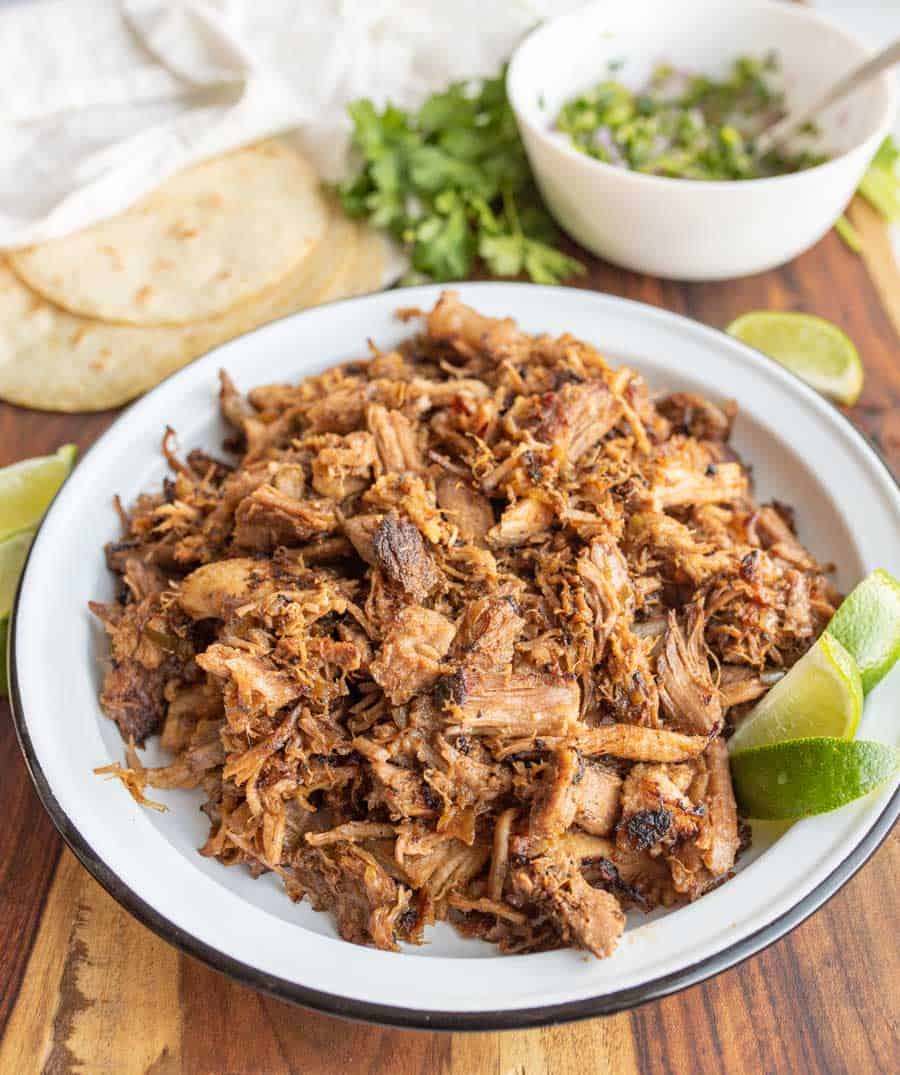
[0, 529, 34, 620]
[730, 738, 900, 820]
[827, 569, 900, 694]
[726, 312, 863, 406]
[0, 444, 76, 542]
[0, 616, 7, 696]
[728, 633, 862, 754]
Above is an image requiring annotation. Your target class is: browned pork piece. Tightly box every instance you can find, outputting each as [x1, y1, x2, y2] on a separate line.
[91, 291, 836, 958]
[370, 606, 454, 704]
[656, 603, 722, 735]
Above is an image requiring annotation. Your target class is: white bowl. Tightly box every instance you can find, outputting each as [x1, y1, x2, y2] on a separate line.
[10, 283, 900, 1028]
[507, 0, 896, 281]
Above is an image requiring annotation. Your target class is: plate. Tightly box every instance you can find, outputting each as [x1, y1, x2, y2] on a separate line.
[10, 283, 900, 1029]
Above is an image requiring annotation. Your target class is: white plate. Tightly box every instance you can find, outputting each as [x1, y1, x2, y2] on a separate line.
[11, 284, 900, 1029]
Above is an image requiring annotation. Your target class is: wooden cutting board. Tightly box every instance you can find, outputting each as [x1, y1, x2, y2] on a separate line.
[0, 194, 898, 1074]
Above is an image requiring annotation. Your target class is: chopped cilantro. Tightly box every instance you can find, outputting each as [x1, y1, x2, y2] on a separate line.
[555, 53, 828, 180]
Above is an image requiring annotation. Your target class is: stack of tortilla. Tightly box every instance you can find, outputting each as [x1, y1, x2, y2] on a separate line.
[0, 141, 389, 412]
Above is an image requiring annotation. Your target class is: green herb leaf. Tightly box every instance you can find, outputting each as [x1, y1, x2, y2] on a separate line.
[479, 232, 585, 286]
[522, 238, 586, 285]
[412, 203, 476, 281]
[407, 145, 488, 196]
[479, 232, 525, 277]
[339, 68, 583, 284]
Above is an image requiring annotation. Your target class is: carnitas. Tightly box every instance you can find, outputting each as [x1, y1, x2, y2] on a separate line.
[91, 292, 837, 958]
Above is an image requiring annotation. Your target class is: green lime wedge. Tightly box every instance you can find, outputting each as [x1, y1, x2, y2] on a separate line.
[728, 633, 862, 754]
[0, 529, 34, 620]
[827, 569, 900, 694]
[730, 738, 900, 820]
[0, 616, 7, 697]
[726, 311, 863, 406]
[0, 444, 76, 542]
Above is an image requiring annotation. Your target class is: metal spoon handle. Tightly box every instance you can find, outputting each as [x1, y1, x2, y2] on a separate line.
[755, 37, 900, 157]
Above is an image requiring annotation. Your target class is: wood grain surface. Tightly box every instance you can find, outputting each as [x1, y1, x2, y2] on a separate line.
[0, 214, 898, 1074]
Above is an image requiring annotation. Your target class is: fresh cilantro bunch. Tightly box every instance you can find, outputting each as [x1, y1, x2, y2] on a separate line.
[338, 71, 584, 284]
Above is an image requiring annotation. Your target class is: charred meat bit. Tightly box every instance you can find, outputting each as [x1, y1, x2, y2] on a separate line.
[616, 763, 704, 855]
[372, 510, 440, 601]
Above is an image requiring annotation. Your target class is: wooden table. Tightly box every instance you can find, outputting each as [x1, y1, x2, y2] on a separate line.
[1, 196, 898, 1074]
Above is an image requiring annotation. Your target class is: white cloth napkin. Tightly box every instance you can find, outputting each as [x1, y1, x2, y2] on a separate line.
[0, 0, 577, 249]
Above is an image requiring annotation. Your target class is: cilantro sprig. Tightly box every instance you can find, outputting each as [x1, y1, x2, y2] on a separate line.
[338, 71, 584, 285]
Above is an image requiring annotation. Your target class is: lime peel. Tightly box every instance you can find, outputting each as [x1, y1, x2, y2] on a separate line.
[0, 617, 7, 697]
[0, 444, 77, 542]
[827, 569, 900, 694]
[0, 529, 34, 620]
[730, 738, 900, 820]
[726, 311, 863, 406]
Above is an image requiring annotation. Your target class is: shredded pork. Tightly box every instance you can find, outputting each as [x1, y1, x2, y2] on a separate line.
[91, 292, 837, 958]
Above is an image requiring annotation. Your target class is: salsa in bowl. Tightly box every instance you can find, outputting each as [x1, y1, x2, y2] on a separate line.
[555, 53, 828, 182]
[507, 0, 895, 280]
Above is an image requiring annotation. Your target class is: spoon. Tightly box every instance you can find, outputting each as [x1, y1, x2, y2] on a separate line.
[754, 37, 900, 157]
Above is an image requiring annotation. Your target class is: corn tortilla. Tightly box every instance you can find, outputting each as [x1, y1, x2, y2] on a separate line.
[0, 209, 373, 412]
[8, 142, 328, 328]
